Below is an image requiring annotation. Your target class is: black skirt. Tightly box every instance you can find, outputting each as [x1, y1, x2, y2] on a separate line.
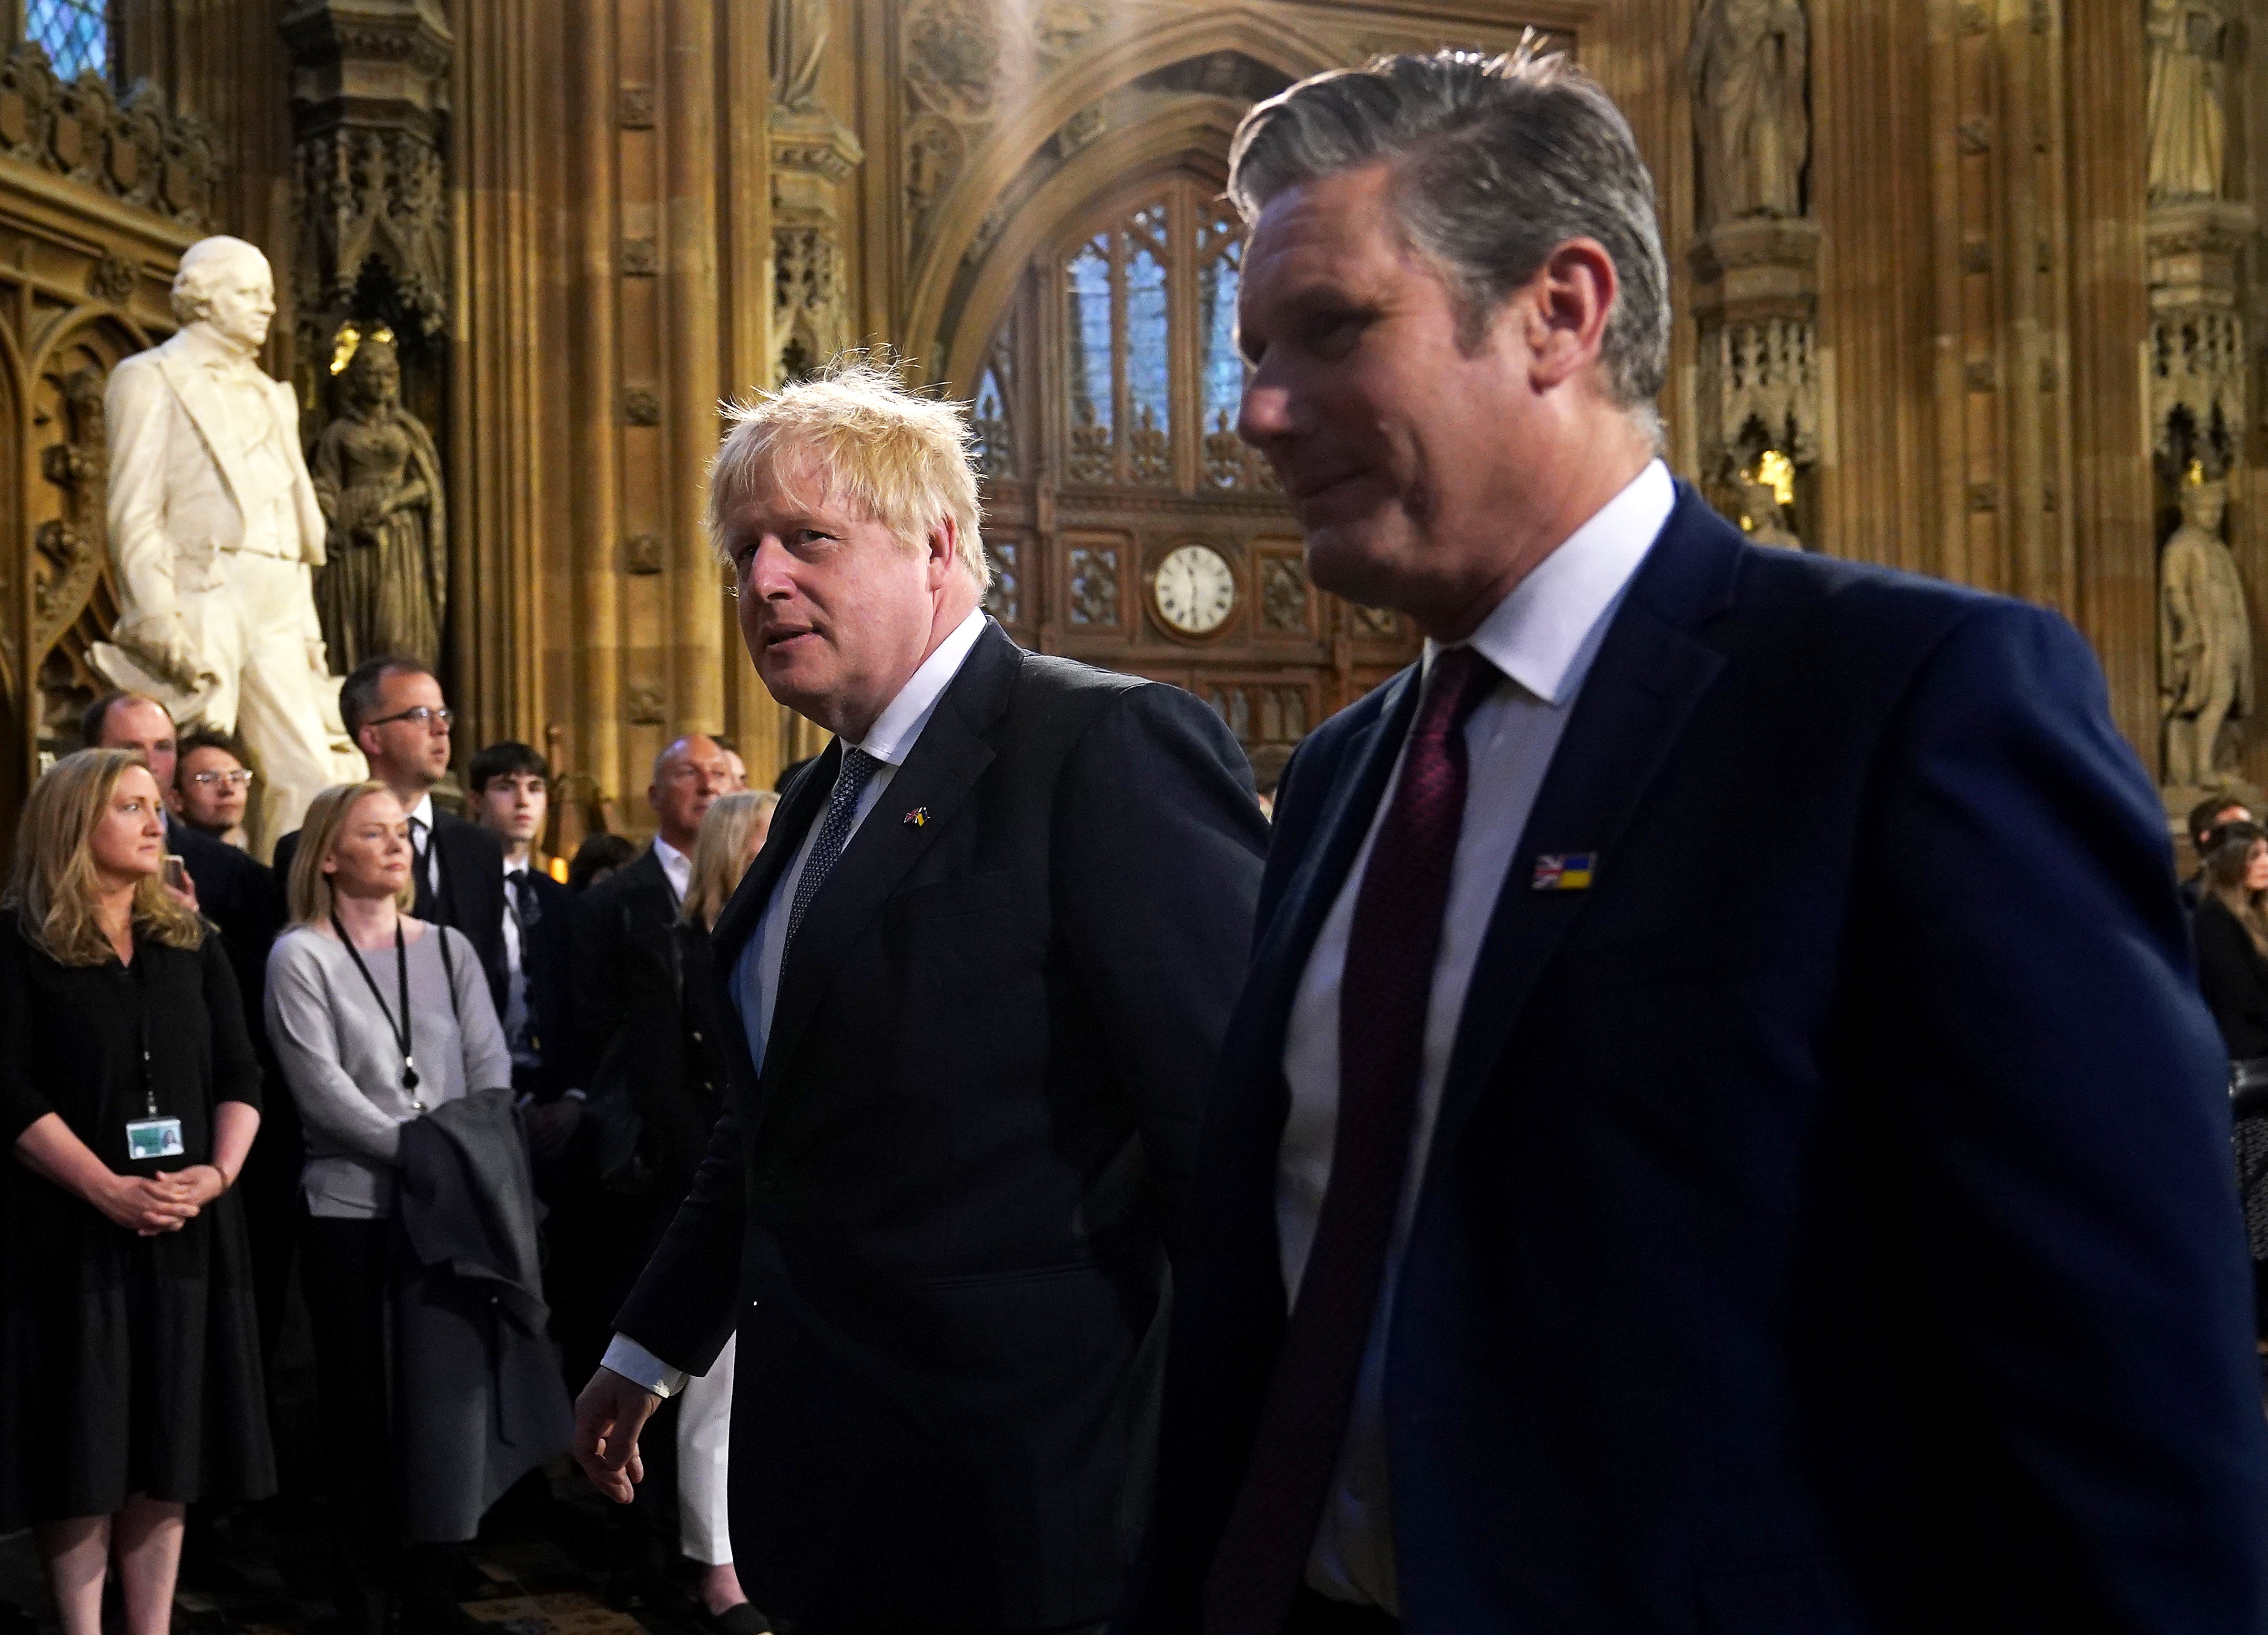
[0, 1177, 276, 1524]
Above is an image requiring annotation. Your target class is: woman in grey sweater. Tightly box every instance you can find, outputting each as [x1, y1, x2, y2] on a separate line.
[264, 779, 510, 1635]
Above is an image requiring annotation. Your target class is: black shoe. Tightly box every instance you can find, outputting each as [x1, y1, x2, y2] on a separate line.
[705, 1604, 771, 1635]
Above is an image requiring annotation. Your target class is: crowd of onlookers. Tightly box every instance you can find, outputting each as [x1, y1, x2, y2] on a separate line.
[0, 654, 785, 1635]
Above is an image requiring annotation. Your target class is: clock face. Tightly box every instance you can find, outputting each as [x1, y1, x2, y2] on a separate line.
[1153, 543, 1236, 636]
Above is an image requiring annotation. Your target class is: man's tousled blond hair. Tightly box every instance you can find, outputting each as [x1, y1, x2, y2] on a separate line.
[7, 749, 203, 966]
[707, 354, 989, 588]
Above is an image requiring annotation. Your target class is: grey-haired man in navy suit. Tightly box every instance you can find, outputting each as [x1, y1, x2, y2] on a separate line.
[1140, 46, 2268, 1635]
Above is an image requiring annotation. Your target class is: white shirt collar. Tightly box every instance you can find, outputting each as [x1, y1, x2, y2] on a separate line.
[406, 791, 436, 832]
[1426, 459, 1674, 707]
[848, 607, 988, 767]
[651, 834, 690, 892]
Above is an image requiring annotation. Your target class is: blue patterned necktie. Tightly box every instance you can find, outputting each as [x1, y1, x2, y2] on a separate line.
[784, 746, 883, 954]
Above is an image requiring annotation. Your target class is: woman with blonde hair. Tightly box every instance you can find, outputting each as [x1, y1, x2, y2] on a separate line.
[0, 748, 273, 1635]
[587, 788, 774, 1631]
[265, 779, 512, 1635]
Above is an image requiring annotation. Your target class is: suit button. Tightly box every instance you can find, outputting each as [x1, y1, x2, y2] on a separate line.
[691, 1030, 703, 1043]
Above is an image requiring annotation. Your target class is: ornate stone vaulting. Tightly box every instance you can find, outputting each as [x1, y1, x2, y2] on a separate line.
[0, 0, 2259, 849]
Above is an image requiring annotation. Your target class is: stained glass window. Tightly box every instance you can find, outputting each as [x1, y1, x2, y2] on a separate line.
[973, 362, 1015, 480]
[1199, 218, 1255, 490]
[26, 0, 107, 82]
[1065, 234, 1113, 484]
[1044, 185, 1270, 494]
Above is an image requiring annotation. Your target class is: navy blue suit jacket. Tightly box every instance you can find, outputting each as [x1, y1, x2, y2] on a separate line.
[1145, 488, 2268, 1633]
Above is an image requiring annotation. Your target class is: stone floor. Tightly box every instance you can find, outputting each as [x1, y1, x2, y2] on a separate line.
[0, 1464, 730, 1635]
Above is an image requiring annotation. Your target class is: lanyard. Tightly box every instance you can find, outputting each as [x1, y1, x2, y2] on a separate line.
[128, 940, 156, 1119]
[331, 913, 422, 1109]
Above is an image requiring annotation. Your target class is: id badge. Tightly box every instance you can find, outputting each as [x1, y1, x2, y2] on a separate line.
[125, 1117, 185, 1161]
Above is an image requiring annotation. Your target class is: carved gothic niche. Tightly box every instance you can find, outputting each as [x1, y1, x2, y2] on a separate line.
[770, 64, 863, 385]
[281, 0, 454, 391]
[1686, 0, 1819, 550]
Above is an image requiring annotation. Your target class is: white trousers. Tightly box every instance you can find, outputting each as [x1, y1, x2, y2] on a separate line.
[179, 552, 338, 846]
[677, 1331, 735, 1565]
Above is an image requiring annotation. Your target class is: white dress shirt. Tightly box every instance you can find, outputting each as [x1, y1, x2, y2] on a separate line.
[1279, 459, 1673, 1612]
[651, 835, 691, 905]
[601, 606, 989, 1396]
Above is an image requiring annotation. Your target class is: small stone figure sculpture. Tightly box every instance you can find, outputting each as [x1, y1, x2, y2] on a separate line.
[2160, 474, 2252, 792]
[311, 327, 448, 671]
[772, 0, 829, 113]
[2146, 0, 2228, 203]
[1736, 472, 1804, 550]
[1689, 0, 1811, 226]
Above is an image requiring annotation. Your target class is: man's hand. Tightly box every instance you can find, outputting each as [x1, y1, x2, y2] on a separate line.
[119, 611, 208, 694]
[573, 1366, 661, 1502]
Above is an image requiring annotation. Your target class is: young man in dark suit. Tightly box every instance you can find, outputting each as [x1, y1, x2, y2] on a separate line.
[571, 360, 1269, 1635]
[1140, 48, 2268, 1635]
[273, 655, 509, 1015]
[467, 739, 576, 1102]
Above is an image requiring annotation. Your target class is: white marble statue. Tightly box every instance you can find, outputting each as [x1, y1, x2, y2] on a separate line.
[2160, 476, 2252, 792]
[2146, 0, 2228, 202]
[94, 235, 361, 853]
[1689, 0, 1811, 226]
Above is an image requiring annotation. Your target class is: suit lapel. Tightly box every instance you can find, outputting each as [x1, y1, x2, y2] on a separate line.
[1235, 665, 1423, 1081]
[1422, 489, 1742, 1179]
[156, 343, 261, 520]
[757, 624, 1018, 1099]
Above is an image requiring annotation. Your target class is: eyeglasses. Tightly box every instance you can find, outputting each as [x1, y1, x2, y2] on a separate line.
[367, 706, 454, 730]
[188, 769, 256, 790]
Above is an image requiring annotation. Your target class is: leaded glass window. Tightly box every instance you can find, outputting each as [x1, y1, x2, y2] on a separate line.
[26, 0, 107, 82]
[1050, 180, 1268, 494]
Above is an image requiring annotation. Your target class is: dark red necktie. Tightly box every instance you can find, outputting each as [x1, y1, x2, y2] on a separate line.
[1204, 645, 1500, 1634]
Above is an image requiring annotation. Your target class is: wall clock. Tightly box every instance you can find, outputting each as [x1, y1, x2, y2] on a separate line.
[1152, 542, 1236, 636]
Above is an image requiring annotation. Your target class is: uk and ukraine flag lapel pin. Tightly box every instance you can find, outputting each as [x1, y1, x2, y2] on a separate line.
[1531, 852, 1596, 891]
[904, 807, 930, 827]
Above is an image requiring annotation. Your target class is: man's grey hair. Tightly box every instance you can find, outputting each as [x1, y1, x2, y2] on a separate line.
[1227, 45, 1670, 436]
[170, 235, 270, 329]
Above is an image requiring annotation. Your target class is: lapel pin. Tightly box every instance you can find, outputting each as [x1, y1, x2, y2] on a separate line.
[1531, 852, 1596, 891]
[904, 807, 930, 827]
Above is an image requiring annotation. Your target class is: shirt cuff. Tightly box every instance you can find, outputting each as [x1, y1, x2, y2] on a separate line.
[601, 1333, 687, 1398]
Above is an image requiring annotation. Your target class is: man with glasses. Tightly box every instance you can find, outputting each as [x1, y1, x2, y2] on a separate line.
[171, 729, 256, 848]
[274, 654, 509, 1017]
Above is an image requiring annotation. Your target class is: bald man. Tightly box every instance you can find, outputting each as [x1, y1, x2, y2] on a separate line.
[554, 733, 733, 1587]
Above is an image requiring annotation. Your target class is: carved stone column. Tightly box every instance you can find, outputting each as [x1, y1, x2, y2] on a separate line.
[280, 0, 452, 403]
[770, 106, 862, 384]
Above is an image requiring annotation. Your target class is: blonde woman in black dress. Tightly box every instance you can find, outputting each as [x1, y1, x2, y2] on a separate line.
[0, 748, 272, 1635]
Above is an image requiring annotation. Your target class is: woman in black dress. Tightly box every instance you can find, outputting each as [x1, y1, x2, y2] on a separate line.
[2193, 821, 2268, 1071]
[2191, 819, 2268, 1336]
[0, 748, 272, 1635]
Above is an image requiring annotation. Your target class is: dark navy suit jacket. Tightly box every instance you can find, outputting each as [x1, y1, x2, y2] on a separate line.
[1144, 488, 2268, 1634]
